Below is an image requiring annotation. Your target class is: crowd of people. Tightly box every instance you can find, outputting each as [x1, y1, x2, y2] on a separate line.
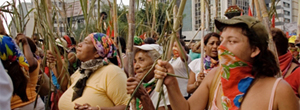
[1, 7, 300, 110]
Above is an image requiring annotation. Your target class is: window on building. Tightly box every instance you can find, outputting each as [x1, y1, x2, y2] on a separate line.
[284, 18, 290, 23]
[284, 10, 290, 16]
[283, 2, 290, 8]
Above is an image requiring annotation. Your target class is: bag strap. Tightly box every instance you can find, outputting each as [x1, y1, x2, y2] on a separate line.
[291, 66, 299, 73]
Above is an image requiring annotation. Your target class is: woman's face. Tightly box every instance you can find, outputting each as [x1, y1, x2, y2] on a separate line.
[76, 37, 98, 62]
[204, 36, 220, 58]
[220, 26, 260, 62]
[134, 50, 154, 82]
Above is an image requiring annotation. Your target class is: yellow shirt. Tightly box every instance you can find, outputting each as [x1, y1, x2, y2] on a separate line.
[58, 64, 130, 109]
[11, 62, 40, 109]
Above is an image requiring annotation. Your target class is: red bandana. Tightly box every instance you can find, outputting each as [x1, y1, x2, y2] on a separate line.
[218, 45, 254, 110]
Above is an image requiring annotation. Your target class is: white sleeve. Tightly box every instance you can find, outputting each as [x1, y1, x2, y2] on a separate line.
[0, 60, 13, 110]
[188, 58, 201, 74]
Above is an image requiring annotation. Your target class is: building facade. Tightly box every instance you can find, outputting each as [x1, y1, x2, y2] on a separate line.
[182, 0, 251, 41]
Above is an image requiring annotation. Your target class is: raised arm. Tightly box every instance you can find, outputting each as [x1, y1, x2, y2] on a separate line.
[16, 34, 38, 72]
[187, 70, 197, 94]
[154, 60, 218, 110]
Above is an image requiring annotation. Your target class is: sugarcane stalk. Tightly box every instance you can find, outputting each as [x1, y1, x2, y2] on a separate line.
[155, 4, 178, 92]
[297, 0, 300, 42]
[112, 0, 124, 68]
[45, 0, 54, 62]
[155, 0, 187, 92]
[127, 0, 136, 109]
[214, 0, 218, 32]
[232, 0, 236, 6]
[187, 26, 201, 47]
[199, 0, 205, 73]
[151, 0, 156, 38]
[254, 0, 262, 21]
[258, 0, 282, 77]
[113, 0, 118, 42]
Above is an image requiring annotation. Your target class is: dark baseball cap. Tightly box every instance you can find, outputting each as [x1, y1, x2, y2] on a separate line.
[215, 15, 269, 47]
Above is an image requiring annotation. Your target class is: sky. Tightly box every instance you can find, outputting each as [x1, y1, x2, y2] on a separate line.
[0, 0, 130, 32]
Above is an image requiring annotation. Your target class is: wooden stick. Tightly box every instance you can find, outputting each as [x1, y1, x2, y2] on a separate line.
[214, 0, 218, 32]
[187, 26, 201, 47]
[113, 0, 118, 43]
[156, 5, 179, 92]
[254, 0, 262, 21]
[151, 0, 156, 38]
[127, 0, 136, 109]
[155, 0, 187, 92]
[232, 0, 236, 6]
[297, 0, 300, 42]
[257, 0, 282, 77]
[199, 0, 205, 73]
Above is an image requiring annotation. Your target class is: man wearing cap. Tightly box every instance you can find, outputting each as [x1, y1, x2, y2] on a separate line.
[153, 15, 299, 110]
[127, 44, 171, 110]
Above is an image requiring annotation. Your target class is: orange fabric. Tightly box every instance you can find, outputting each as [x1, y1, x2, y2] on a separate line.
[11, 62, 40, 109]
[218, 45, 254, 110]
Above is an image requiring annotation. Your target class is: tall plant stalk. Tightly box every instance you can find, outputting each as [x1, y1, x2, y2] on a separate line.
[151, 0, 156, 38]
[155, 0, 187, 92]
[113, 0, 118, 42]
[199, 0, 205, 73]
[127, 0, 136, 109]
[232, 0, 236, 6]
[214, 0, 218, 32]
[254, 0, 262, 21]
[258, 0, 282, 77]
[297, 0, 300, 42]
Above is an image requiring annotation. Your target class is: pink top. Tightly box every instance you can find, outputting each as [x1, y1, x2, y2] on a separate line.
[211, 78, 282, 110]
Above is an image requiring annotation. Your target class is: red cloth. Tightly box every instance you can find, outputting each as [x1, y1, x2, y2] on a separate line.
[286, 32, 290, 38]
[279, 52, 300, 97]
[285, 67, 300, 97]
[272, 15, 275, 28]
[248, 7, 253, 16]
[279, 52, 293, 76]
[63, 35, 72, 48]
[218, 45, 254, 110]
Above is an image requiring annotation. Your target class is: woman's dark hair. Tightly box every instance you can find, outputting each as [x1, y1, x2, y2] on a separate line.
[144, 37, 156, 44]
[2, 60, 29, 102]
[179, 39, 189, 54]
[116, 37, 126, 53]
[70, 37, 76, 45]
[26, 37, 37, 54]
[224, 24, 280, 78]
[93, 46, 119, 66]
[204, 32, 220, 46]
[108, 57, 119, 66]
[271, 28, 289, 56]
[58, 46, 66, 56]
[271, 28, 299, 64]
